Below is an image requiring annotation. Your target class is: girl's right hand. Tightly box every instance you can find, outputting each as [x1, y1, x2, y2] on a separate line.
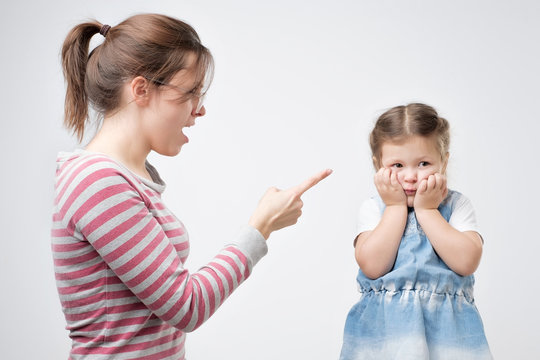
[248, 169, 332, 239]
[374, 168, 407, 207]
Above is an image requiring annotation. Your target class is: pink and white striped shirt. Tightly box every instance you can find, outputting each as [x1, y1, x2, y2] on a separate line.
[51, 150, 267, 359]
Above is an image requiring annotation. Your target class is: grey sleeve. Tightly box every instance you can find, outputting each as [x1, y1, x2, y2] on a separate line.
[228, 225, 268, 267]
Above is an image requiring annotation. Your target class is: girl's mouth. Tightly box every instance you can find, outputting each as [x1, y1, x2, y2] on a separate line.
[404, 189, 416, 196]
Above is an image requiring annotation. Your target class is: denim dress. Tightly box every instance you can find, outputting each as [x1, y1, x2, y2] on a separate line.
[340, 191, 492, 360]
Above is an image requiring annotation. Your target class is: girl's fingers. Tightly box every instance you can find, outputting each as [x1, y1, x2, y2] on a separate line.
[384, 168, 395, 186]
[375, 168, 389, 187]
[390, 170, 400, 187]
[381, 168, 389, 184]
[427, 174, 436, 190]
[440, 174, 447, 191]
[418, 179, 428, 193]
[433, 173, 447, 193]
[374, 168, 384, 184]
[433, 173, 441, 188]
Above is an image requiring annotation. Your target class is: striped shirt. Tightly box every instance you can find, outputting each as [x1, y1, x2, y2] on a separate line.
[51, 150, 267, 359]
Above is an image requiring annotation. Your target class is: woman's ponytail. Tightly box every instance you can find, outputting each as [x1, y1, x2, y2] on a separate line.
[61, 21, 101, 142]
[60, 14, 214, 143]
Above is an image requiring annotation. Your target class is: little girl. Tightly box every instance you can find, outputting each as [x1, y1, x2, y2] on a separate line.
[340, 103, 492, 359]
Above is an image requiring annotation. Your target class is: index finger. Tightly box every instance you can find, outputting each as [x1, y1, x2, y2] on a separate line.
[291, 169, 333, 196]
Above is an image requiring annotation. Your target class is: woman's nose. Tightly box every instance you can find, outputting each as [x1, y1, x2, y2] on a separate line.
[193, 104, 206, 117]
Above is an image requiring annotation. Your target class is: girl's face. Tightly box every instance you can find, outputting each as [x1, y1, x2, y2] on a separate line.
[143, 55, 206, 157]
[378, 135, 448, 207]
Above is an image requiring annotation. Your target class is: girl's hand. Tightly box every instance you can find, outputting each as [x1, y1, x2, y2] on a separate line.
[249, 169, 332, 239]
[414, 173, 448, 210]
[374, 168, 407, 207]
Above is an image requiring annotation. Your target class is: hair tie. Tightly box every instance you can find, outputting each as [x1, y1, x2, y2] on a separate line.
[99, 24, 111, 37]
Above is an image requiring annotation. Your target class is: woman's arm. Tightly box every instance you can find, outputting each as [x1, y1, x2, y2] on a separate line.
[55, 157, 331, 333]
[54, 159, 260, 333]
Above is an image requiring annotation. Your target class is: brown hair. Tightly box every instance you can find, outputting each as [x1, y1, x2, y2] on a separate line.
[370, 103, 450, 169]
[61, 13, 214, 141]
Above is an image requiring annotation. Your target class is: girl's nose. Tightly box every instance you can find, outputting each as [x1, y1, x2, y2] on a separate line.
[402, 169, 417, 183]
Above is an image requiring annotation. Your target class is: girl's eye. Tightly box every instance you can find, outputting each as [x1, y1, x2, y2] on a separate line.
[419, 161, 429, 167]
[392, 163, 403, 168]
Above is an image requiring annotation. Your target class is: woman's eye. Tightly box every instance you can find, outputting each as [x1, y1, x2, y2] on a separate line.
[189, 86, 203, 96]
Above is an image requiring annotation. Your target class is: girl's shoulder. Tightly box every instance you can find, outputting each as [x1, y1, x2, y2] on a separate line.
[364, 193, 385, 210]
[442, 189, 473, 209]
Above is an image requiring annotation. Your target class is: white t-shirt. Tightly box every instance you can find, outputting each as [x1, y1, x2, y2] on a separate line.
[356, 192, 481, 239]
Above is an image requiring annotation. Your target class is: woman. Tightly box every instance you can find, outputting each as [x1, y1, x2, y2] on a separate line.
[52, 13, 331, 359]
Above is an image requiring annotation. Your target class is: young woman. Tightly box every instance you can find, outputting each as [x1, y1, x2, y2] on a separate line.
[53, 13, 331, 359]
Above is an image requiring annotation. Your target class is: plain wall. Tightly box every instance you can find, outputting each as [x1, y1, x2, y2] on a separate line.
[1, 0, 539, 358]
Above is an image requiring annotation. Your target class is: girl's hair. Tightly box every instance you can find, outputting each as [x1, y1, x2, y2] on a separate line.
[370, 103, 450, 169]
[61, 13, 214, 141]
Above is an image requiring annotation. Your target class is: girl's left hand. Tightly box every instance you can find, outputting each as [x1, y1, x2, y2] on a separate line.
[414, 173, 448, 210]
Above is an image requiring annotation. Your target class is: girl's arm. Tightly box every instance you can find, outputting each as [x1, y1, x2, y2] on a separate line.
[355, 168, 408, 279]
[355, 205, 407, 279]
[414, 174, 483, 276]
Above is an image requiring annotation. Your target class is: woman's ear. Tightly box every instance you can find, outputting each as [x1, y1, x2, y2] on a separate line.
[130, 76, 151, 106]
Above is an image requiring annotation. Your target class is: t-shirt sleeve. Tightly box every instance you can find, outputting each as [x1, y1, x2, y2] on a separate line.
[448, 193, 481, 235]
[355, 197, 382, 239]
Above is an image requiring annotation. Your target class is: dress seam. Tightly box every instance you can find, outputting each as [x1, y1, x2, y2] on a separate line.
[358, 287, 471, 297]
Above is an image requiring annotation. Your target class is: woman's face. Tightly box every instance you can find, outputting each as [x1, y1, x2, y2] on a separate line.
[143, 55, 206, 157]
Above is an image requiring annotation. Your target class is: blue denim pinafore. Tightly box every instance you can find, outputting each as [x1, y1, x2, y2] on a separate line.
[340, 191, 492, 360]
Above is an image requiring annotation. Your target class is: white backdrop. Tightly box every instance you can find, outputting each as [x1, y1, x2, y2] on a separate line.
[1, 0, 539, 358]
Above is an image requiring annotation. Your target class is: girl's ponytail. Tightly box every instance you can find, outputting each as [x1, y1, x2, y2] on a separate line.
[61, 21, 102, 142]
